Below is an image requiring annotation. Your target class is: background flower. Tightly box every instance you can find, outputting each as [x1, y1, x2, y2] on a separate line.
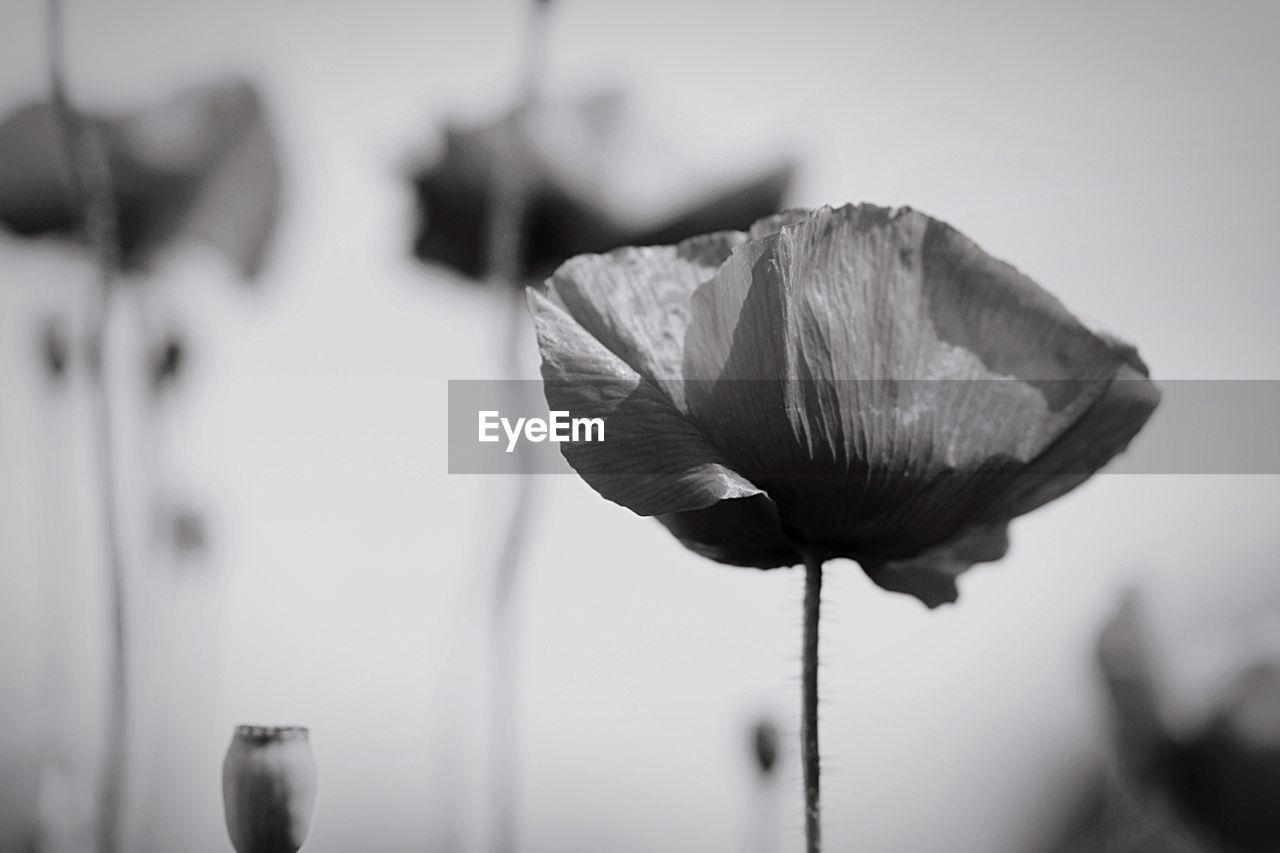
[0, 77, 280, 279]
[1055, 594, 1280, 853]
[531, 204, 1160, 606]
[410, 89, 794, 283]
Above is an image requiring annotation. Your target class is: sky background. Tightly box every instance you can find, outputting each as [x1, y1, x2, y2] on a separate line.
[2, 1, 1280, 851]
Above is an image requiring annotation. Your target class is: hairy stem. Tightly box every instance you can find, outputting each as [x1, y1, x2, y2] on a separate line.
[801, 551, 823, 853]
[46, 3, 128, 852]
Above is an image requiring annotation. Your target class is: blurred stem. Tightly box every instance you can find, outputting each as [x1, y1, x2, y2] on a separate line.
[489, 287, 538, 853]
[801, 551, 823, 853]
[483, 3, 553, 852]
[749, 774, 778, 853]
[46, 2, 129, 852]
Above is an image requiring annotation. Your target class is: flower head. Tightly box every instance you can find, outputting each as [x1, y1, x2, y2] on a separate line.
[1099, 594, 1280, 852]
[222, 725, 317, 853]
[530, 204, 1159, 607]
[411, 89, 793, 283]
[0, 78, 281, 279]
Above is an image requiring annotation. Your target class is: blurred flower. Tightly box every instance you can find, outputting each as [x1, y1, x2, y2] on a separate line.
[1172, 663, 1280, 851]
[411, 89, 794, 283]
[1093, 596, 1280, 853]
[530, 204, 1159, 607]
[0, 77, 281, 279]
[222, 725, 317, 853]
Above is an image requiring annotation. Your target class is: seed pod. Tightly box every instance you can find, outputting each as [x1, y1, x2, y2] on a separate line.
[222, 725, 317, 853]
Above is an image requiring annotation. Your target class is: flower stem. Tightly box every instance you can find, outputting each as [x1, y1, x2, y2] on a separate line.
[801, 550, 823, 853]
[483, 3, 553, 852]
[46, 2, 129, 852]
[488, 286, 539, 853]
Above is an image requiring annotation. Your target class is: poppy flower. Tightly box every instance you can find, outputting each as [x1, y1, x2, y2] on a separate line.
[0, 77, 281, 279]
[222, 725, 318, 853]
[529, 204, 1159, 607]
[1091, 595, 1280, 853]
[410, 89, 794, 283]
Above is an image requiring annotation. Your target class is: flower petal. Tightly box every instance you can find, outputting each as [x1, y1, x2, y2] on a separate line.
[0, 105, 70, 237]
[411, 91, 793, 283]
[680, 204, 1142, 556]
[985, 361, 1160, 520]
[546, 232, 744, 409]
[849, 357, 1157, 607]
[1178, 663, 1280, 851]
[746, 207, 814, 240]
[529, 289, 762, 516]
[1096, 592, 1169, 780]
[657, 494, 799, 569]
[857, 522, 1010, 608]
[136, 80, 282, 280]
[0, 79, 280, 279]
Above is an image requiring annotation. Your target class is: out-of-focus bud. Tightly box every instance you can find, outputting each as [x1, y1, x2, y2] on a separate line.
[168, 503, 208, 558]
[222, 725, 317, 853]
[751, 718, 779, 779]
[39, 317, 70, 381]
[148, 333, 186, 395]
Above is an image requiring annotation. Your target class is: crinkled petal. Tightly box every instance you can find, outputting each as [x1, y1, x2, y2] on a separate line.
[546, 232, 744, 409]
[986, 361, 1161, 520]
[681, 204, 1145, 558]
[746, 207, 815, 240]
[530, 289, 761, 516]
[919, 217, 1126, 397]
[849, 357, 1157, 606]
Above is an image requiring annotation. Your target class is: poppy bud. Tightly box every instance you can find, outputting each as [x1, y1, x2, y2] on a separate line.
[39, 317, 70, 381]
[751, 719, 779, 778]
[167, 503, 208, 558]
[148, 333, 185, 395]
[222, 725, 317, 853]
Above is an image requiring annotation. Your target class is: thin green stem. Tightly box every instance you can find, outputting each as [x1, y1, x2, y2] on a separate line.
[801, 550, 823, 853]
[46, 3, 128, 852]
